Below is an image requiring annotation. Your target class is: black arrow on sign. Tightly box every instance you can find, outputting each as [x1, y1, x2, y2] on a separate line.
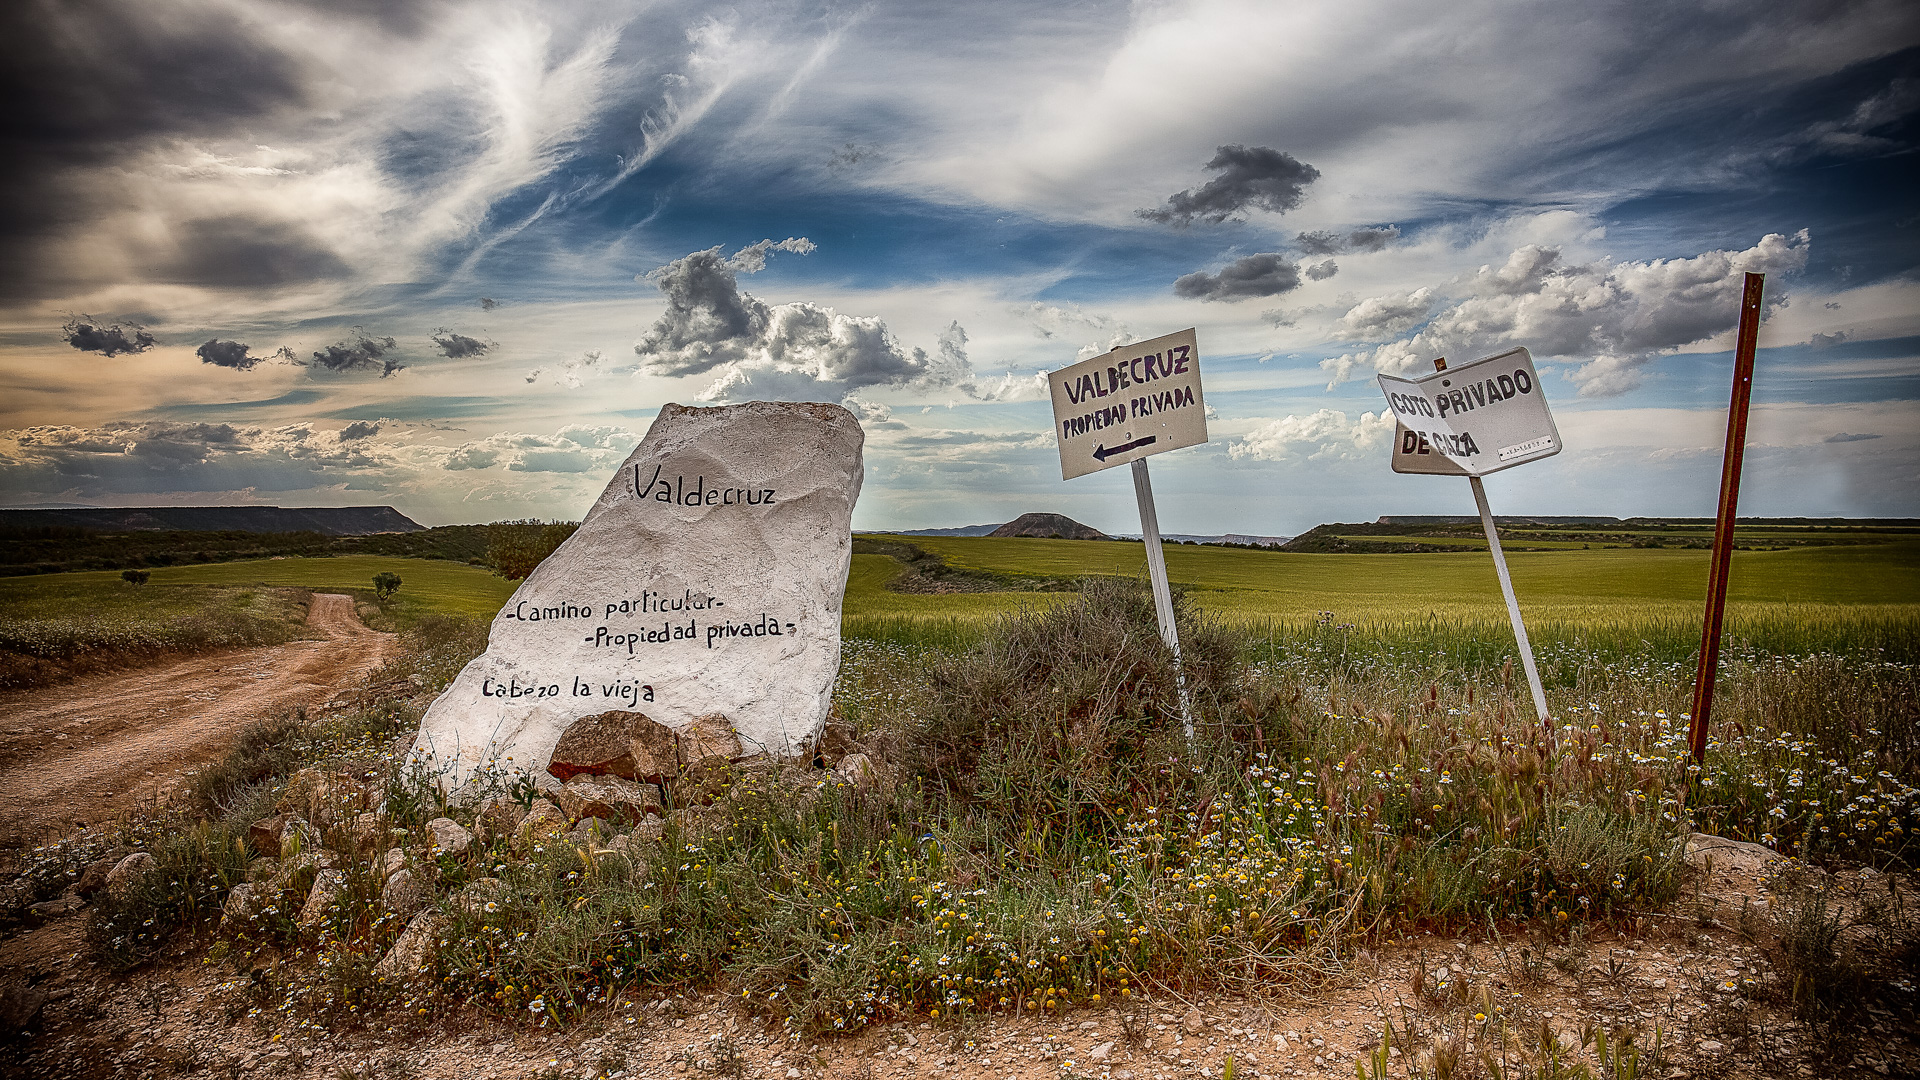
[1092, 435, 1157, 461]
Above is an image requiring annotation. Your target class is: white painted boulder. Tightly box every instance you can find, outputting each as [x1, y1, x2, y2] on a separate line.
[410, 401, 864, 791]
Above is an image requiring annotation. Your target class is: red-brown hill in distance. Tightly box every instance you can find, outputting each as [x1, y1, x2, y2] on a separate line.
[987, 513, 1111, 540]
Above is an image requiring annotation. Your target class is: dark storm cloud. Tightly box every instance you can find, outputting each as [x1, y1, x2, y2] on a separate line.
[62, 318, 155, 357]
[194, 339, 295, 370]
[633, 239, 1005, 401]
[1295, 226, 1400, 255]
[1305, 259, 1339, 281]
[308, 331, 403, 377]
[1345, 226, 1399, 253]
[1825, 431, 1881, 442]
[338, 421, 381, 441]
[478, 298, 498, 311]
[633, 241, 811, 377]
[1138, 145, 1320, 226]
[0, 420, 406, 498]
[431, 329, 493, 359]
[0, 0, 308, 294]
[1173, 254, 1303, 301]
[160, 216, 352, 288]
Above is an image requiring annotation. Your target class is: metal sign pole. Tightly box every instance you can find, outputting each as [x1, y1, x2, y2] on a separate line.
[1469, 474, 1549, 725]
[1688, 272, 1766, 765]
[1131, 457, 1195, 741]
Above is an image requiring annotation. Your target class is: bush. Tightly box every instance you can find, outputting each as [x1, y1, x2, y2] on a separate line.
[486, 520, 578, 580]
[372, 571, 402, 599]
[87, 820, 250, 971]
[186, 711, 309, 816]
[120, 568, 150, 585]
[912, 577, 1248, 826]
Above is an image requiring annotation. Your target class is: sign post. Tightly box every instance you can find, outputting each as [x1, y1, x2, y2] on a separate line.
[1688, 272, 1766, 765]
[1376, 347, 1561, 725]
[1049, 327, 1208, 739]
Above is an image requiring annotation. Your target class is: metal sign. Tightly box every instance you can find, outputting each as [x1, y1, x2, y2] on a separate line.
[1049, 328, 1207, 481]
[1376, 346, 1560, 477]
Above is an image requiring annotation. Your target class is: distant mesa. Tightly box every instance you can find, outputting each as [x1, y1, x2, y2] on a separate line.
[988, 513, 1110, 541]
[0, 505, 424, 536]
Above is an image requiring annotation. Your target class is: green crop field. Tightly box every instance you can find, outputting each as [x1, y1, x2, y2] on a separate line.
[122, 556, 518, 620]
[5, 540, 1914, 662]
[865, 534, 1920, 619]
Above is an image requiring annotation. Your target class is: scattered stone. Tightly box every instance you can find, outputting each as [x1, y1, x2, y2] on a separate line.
[831, 752, 875, 790]
[676, 756, 733, 805]
[548, 710, 681, 782]
[279, 767, 374, 830]
[677, 713, 741, 768]
[382, 848, 408, 881]
[373, 912, 445, 981]
[815, 719, 860, 764]
[515, 799, 568, 852]
[1091, 1041, 1115, 1061]
[220, 882, 260, 932]
[555, 775, 661, 826]
[425, 817, 472, 858]
[1685, 833, 1783, 875]
[0, 978, 48, 1033]
[409, 400, 866, 790]
[298, 869, 346, 929]
[1184, 1009, 1206, 1036]
[350, 812, 386, 853]
[1697, 1040, 1725, 1054]
[248, 814, 291, 857]
[104, 852, 156, 895]
[74, 852, 129, 897]
[565, 817, 619, 849]
[629, 816, 666, 845]
[381, 868, 425, 915]
[255, 815, 321, 860]
[455, 878, 507, 916]
[472, 796, 528, 845]
[26, 893, 83, 918]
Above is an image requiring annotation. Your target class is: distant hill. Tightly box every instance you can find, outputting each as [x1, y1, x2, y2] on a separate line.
[989, 513, 1111, 540]
[0, 505, 423, 536]
[893, 523, 1004, 537]
[1115, 532, 1292, 548]
[1284, 516, 1918, 553]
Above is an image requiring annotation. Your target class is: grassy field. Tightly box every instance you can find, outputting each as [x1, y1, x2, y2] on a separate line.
[6, 540, 1910, 661]
[865, 534, 1920, 620]
[131, 555, 519, 621]
[0, 575, 314, 689]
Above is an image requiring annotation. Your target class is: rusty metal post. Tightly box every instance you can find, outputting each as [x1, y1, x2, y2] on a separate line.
[1688, 272, 1765, 764]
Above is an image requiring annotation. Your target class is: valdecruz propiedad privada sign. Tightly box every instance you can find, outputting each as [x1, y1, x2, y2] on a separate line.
[1376, 346, 1562, 477]
[1048, 327, 1208, 481]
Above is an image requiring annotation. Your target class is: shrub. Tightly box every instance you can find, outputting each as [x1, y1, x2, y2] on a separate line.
[186, 710, 308, 816]
[87, 820, 250, 971]
[120, 568, 150, 585]
[486, 520, 578, 580]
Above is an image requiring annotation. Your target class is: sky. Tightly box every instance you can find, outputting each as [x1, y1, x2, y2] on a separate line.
[1, 0, 1916, 536]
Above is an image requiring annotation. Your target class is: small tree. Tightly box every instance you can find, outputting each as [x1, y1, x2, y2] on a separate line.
[120, 568, 150, 585]
[372, 571, 402, 599]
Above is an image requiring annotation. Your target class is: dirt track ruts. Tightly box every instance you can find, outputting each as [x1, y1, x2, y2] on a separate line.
[0, 593, 392, 852]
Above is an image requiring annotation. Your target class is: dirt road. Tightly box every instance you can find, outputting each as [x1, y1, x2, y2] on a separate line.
[0, 594, 392, 852]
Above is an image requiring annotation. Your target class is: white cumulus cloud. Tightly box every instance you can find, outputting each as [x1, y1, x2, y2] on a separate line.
[1319, 231, 1811, 396]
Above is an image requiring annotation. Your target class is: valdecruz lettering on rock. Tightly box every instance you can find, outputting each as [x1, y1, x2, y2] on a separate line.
[631, 463, 775, 507]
